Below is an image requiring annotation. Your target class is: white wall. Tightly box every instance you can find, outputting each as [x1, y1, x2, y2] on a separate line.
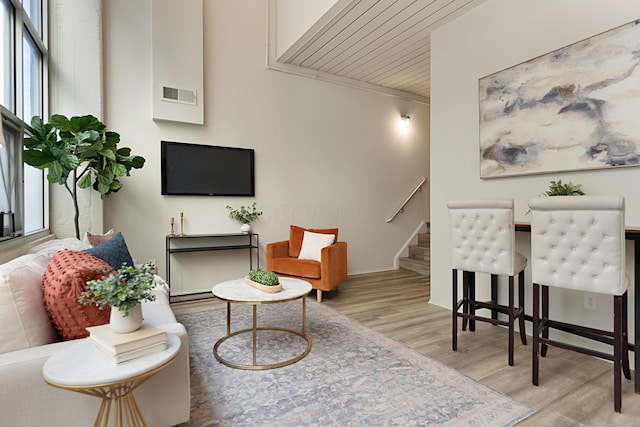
[430, 0, 638, 350]
[275, 0, 338, 58]
[101, 0, 429, 294]
[48, 0, 103, 238]
[151, 0, 204, 124]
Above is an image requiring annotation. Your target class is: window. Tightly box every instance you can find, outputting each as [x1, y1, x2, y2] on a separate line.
[22, 0, 41, 36]
[0, 0, 47, 242]
[22, 31, 42, 120]
[0, 0, 14, 110]
[0, 116, 23, 238]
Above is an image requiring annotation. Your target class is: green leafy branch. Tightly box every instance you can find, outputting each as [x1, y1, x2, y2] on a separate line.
[226, 202, 262, 224]
[23, 114, 145, 238]
[79, 262, 157, 316]
[545, 179, 585, 196]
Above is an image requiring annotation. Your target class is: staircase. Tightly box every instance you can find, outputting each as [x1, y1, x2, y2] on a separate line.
[399, 226, 430, 276]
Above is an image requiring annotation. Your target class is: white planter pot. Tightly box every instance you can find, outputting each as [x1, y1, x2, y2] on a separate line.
[110, 304, 143, 333]
[240, 223, 251, 234]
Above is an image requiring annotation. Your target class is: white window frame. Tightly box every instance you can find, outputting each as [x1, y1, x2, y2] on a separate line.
[0, 0, 49, 248]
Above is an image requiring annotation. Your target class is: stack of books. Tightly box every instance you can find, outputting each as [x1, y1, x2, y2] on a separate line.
[86, 324, 167, 364]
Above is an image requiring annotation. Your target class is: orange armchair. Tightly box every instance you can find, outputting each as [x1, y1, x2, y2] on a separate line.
[266, 225, 347, 302]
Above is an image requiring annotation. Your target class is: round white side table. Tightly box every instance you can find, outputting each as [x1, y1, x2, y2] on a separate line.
[43, 333, 180, 427]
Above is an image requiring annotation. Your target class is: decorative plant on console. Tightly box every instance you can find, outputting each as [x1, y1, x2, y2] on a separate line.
[23, 114, 145, 239]
[544, 179, 585, 196]
[245, 268, 281, 293]
[226, 202, 262, 233]
[79, 262, 156, 333]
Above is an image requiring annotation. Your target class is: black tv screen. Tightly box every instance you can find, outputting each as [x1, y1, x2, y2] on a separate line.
[161, 141, 255, 196]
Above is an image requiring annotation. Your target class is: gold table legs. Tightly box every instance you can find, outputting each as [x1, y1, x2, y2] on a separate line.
[45, 360, 174, 427]
[213, 296, 312, 370]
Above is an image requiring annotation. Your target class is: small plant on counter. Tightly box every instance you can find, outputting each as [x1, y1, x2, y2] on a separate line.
[247, 268, 280, 287]
[526, 179, 585, 214]
[545, 179, 585, 196]
[226, 202, 263, 224]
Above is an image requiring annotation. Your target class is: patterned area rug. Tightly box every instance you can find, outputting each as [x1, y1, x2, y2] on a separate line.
[176, 299, 534, 426]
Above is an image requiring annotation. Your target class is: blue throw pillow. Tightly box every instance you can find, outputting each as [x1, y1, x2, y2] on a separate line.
[83, 232, 134, 269]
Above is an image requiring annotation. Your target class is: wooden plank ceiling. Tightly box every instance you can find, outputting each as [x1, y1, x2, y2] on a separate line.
[277, 0, 486, 100]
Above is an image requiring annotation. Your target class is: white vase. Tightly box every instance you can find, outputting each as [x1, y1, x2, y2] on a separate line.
[240, 223, 251, 234]
[110, 304, 143, 333]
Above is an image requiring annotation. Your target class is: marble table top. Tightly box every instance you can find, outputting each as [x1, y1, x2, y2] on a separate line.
[43, 333, 180, 387]
[212, 277, 312, 303]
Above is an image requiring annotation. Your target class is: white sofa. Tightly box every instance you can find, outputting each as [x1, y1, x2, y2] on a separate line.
[0, 238, 190, 426]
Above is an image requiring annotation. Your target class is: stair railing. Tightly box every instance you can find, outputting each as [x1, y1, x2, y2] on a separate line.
[385, 176, 427, 223]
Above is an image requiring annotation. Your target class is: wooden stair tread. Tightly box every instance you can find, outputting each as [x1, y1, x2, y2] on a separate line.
[400, 226, 430, 276]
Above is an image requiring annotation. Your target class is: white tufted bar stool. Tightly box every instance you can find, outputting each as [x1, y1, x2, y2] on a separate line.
[528, 195, 631, 412]
[448, 198, 527, 366]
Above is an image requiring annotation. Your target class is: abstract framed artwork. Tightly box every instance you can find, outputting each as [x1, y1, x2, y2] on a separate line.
[479, 19, 640, 178]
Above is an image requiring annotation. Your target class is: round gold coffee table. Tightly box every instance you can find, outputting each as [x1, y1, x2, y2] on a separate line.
[211, 277, 312, 370]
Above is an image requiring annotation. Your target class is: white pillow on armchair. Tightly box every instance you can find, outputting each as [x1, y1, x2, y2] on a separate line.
[297, 231, 335, 262]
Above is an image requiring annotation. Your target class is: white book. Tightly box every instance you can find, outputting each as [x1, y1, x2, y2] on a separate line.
[86, 324, 167, 354]
[92, 340, 167, 364]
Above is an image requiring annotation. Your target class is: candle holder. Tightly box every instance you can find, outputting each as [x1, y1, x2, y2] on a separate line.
[179, 212, 185, 236]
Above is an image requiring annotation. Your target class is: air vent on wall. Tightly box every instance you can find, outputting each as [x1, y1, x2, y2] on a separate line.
[152, 0, 203, 124]
[161, 86, 197, 106]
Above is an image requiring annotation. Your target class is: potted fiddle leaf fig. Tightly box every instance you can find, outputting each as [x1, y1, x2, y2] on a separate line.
[23, 114, 145, 239]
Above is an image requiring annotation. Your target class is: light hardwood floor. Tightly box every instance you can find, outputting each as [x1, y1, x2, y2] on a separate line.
[173, 270, 640, 426]
[322, 270, 640, 426]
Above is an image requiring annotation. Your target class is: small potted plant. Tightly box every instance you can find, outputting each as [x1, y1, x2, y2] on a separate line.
[527, 179, 585, 214]
[226, 202, 263, 233]
[79, 262, 156, 333]
[544, 179, 585, 196]
[245, 268, 282, 293]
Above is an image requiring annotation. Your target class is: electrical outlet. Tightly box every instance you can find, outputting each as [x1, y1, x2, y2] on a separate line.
[584, 293, 597, 310]
[149, 259, 157, 274]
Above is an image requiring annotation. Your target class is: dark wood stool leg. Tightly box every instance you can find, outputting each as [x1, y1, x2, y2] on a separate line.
[541, 285, 549, 358]
[518, 269, 527, 345]
[508, 275, 514, 366]
[614, 294, 622, 412]
[532, 282, 540, 386]
[452, 269, 458, 352]
[461, 271, 469, 331]
[469, 272, 476, 332]
[622, 291, 631, 380]
[491, 274, 498, 320]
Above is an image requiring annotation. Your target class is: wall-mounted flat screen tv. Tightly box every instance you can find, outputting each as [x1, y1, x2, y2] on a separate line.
[161, 141, 255, 196]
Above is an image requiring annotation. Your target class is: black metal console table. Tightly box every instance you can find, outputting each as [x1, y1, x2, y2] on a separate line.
[165, 233, 259, 300]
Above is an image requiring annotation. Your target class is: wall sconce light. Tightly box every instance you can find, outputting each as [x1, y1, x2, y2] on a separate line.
[401, 115, 411, 128]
